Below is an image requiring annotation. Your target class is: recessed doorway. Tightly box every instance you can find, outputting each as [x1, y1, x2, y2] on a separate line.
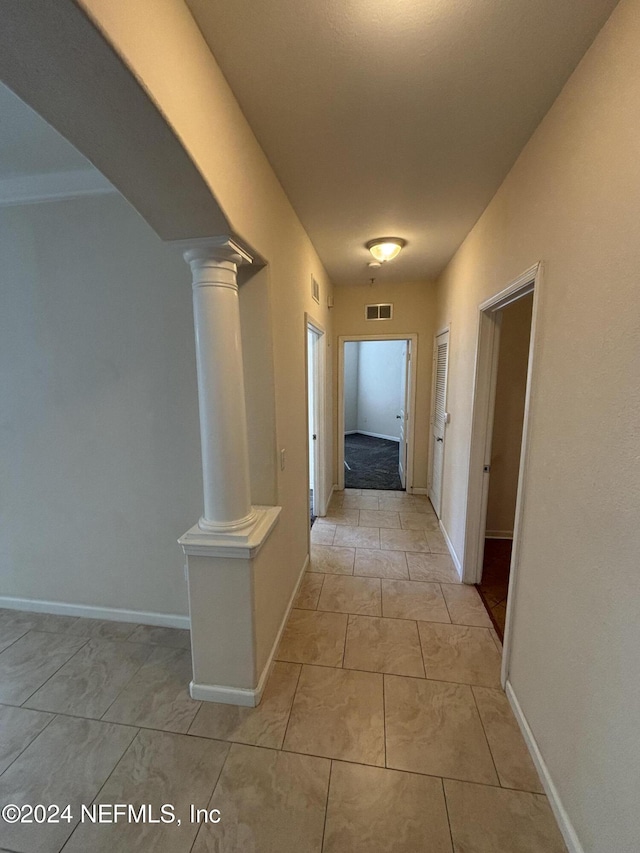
[338, 335, 417, 492]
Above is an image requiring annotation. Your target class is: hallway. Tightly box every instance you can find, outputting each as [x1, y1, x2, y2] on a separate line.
[0, 490, 565, 852]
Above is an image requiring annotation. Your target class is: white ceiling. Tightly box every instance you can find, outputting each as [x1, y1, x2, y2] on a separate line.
[0, 83, 91, 179]
[187, 0, 618, 284]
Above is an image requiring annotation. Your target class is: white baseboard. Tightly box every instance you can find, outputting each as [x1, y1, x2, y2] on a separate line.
[355, 430, 400, 442]
[191, 553, 310, 707]
[506, 681, 584, 853]
[320, 484, 335, 516]
[0, 595, 190, 629]
[411, 487, 429, 495]
[438, 521, 463, 580]
[486, 530, 514, 539]
[344, 430, 358, 435]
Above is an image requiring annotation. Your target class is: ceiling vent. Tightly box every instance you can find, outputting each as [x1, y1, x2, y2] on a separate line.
[365, 303, 393, 321]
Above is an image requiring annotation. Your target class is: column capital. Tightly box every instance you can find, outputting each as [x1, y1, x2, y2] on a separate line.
[172, 235, 254, 268]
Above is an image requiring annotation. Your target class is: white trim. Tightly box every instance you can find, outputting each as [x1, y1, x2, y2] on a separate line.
[190, 554, 310, 707]
[439, 520, 463, 580]
[0, 596, 190, 629]
[461, 262, 542, 688]
[0, 169, 117, 207]
[428, 326, 451, 516]
[344, 430, 358, 435]
[506, 681, 584, 853]
[411, 487, 428, 495]
[354, 430, 400, 443]
[178, 506, 281, 559]
[320, 484, 335, 517]
[337, 334, 418, 493]
[485, 530, 514, 539]
[306, 313, 327, 528]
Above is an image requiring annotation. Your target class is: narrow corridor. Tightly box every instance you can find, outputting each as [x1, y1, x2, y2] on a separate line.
[0, 490, 566, 851]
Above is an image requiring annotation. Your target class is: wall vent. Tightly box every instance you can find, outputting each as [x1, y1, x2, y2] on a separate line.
[365, 303, 393, 320]
[311, 276, 320, 303]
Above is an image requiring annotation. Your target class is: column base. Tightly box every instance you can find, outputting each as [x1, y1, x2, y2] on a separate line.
[178, 505, 281, 559]
[178, 505, 282, 706]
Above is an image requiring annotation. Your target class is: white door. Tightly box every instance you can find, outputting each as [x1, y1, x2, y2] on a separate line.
[398, 342, 410, 489]
[429, 330, 449, 517]
[307, 325, 323, 518]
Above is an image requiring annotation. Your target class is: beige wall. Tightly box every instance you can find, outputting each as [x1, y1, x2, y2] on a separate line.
[0, 193, 200, 618]
[485, 294, 533, 536]
[332, 281, 436, 490]
[77, 0, 335, 663]
[434, 1, 640, 849]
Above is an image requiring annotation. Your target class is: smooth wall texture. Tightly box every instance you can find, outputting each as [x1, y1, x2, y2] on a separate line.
[356, 340, 405, 441]
[434, 1, 640, 849]
[332, 280, 436, 490]
[485, 294, 533, 536]
[343, 341, 359, 432]
[0, 193, 201, 616]
[77, 0, 335, 665]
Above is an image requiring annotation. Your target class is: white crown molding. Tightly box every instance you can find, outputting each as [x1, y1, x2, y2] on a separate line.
[0, 169, 117, 208]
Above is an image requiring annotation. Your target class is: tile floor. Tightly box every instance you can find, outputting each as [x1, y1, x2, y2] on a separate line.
[0, 490, 566, 852]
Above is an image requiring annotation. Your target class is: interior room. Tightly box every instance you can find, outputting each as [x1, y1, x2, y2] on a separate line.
[0, 1, 637, 851]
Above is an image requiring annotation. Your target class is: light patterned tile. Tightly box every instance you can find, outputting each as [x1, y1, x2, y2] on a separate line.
[64, 730, 229, 853]
[0, 611, 80, 635]
[127, 625, 191, 650]
[358, 510, 400, 528]
[102, 646, 200, 733]
[322, 508, 360, 526]
[418, 623, 502, 687]
[0, 631, 87, 706]
[354, 549, 409, 579]
[284, 665, 385, 766]
[276, 609, 347, 667]
[472, 687, 544, 793]
[382, 579, 450, 623]
[188, 662, 300, 749]
[444, 780, 567, 853]
[343, 488, 362, 495]
[407, 552, 460, 583]
[0, 706, 54, 775]
[399, 511, 441, 531]
[192, 744, 329, 853]
[344, 615, 425, 677]
[310, 523, 336, 545]
[385, 675, 498, 784]
[490, 628, 503, 653]
[309, 544, 355, 575]
[378, 496, 414, 512]
[333, 525, 381, 549]
[324, 761, 452, 853]
[318, 575, 382, 616]
[426, 530, 450, 554]
[343, 495, 380, 509]
[293, 573, 325, 609]
[68, 618, 138, 641]
[380, 528, 429, 553]
[442, 584, 493, 627]
[25, 639, 152, 718]
[0, 716, 137, 853]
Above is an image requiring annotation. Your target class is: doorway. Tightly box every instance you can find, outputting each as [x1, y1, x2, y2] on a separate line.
[338, 335, 417, 491]
[306, 318, 325, 524]
[463, 263, 540, 683]
[428, 328, 450, 518]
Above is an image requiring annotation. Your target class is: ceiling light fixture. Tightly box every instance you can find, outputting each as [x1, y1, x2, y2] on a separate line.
[366, 237, 406, 263]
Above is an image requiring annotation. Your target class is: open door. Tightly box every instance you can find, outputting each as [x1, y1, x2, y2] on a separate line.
[429, 329, 449, 517]
[398, 341, 411, 488]
[306, 319, 324, 521]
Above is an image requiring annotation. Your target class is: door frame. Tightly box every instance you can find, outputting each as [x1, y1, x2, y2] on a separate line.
[337, 334, 418, 492]
[427, 325, 451, 517]
[462, 262, 542, 686]
[305, 314, 327, 518]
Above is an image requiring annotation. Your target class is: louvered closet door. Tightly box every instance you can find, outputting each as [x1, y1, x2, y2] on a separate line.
[429, 330, 449, 518]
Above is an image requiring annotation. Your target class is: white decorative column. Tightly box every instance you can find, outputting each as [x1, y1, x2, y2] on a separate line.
[176, 236, 281, 707]
[185, 240, 255, 533]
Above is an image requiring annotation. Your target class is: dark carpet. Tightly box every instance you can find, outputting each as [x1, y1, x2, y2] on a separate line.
[344, 433, 403, 490]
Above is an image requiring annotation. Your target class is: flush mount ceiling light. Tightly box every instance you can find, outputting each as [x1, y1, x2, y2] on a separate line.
[366, 237, 406, 263]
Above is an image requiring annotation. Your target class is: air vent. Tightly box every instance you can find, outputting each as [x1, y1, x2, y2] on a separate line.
[365, 303, 393, 320]
[311, 276, 320, 304]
